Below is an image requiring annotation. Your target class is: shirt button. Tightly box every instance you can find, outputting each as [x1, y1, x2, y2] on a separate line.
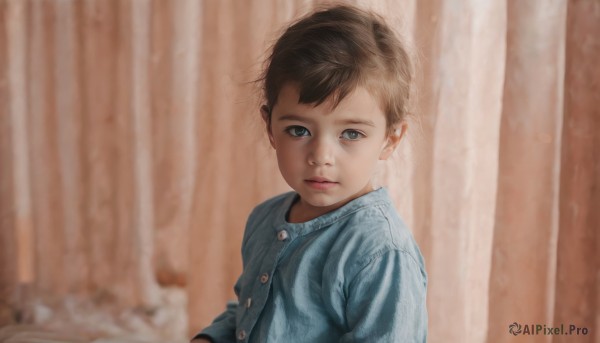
[260, 273, 269, 284]
[277, 230, 289, 241]
[246, 297, 252, 308]
[238, 329, 246, 340]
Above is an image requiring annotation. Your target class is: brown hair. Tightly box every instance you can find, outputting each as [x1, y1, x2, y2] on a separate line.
[261, 4, 413, 135]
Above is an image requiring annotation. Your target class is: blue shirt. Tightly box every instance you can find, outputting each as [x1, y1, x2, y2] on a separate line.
[196, 188, 427, 342]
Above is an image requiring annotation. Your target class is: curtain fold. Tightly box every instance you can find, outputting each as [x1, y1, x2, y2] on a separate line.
[0, 0, 597, 342]
[488, 1, 566, 343]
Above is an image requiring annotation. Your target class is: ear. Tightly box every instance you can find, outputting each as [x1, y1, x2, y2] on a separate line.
[379, 122, 407, 160]
[261, 105, 276, 149]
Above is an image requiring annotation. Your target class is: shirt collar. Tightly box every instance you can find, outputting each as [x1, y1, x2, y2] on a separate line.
[272, 187, 391, 237]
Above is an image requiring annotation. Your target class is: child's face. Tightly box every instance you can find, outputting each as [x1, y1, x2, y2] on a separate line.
[263, 83, 403, 214]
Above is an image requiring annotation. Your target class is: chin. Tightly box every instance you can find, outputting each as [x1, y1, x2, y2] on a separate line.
[304, 198, 336, 208]
[298, 192, 342, 208]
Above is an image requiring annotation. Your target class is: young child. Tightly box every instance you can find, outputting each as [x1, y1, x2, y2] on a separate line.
[192, 4, 427, 342]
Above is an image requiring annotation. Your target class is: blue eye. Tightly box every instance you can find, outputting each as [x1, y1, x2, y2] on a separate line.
[286, 126, 310, 137]
[341, 130, 364, 140]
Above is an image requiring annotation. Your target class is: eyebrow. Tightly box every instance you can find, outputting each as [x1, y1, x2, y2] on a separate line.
[279, 114, 312, 123]
[336, 118, 376, 127]
[278, 114, 375, 127]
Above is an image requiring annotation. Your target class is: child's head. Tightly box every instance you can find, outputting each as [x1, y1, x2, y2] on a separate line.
[261, 4, 413, 135]
[260, 4, 414, 214]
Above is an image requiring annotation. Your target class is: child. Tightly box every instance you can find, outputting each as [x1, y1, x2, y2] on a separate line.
[192, 4, 427, 343]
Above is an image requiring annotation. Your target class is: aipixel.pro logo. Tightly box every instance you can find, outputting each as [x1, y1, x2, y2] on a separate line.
[508, 322, 589, 336]
[509, 322, 522, 335]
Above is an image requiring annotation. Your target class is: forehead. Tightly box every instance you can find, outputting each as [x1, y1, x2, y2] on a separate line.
[272, 83, 386, 124]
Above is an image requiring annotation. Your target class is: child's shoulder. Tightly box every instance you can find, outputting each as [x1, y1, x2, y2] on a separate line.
[243, 191, 295, 229]
[248, 191, 295, 222]
[340, 200, 413, 248]
[332, 194, 423, 269]
[239, 191, 295, 245]
[253, 191, 295, 213]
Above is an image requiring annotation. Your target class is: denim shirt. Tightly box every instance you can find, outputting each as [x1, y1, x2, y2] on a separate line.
[196, 188, 427, 342]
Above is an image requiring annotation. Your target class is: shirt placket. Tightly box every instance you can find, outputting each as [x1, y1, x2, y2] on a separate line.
[236, 226, 292, 342]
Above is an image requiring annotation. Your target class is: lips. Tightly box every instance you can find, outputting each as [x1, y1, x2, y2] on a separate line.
[305, 177, 338, 190]
[307, 177, 335, 183]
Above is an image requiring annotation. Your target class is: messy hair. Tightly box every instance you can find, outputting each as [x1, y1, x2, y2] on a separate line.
[261, 4, 414, 134]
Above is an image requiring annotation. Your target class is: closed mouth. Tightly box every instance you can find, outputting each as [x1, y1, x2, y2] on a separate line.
[304, 178, 339, 190]
[306, 177, 337, 183]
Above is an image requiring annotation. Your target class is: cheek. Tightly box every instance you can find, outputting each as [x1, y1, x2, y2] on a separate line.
[275, 141, 304, 170]
[340, 143, 382, 172]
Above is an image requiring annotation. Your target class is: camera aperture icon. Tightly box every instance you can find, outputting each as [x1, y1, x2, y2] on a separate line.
[509, 322, 522, 336]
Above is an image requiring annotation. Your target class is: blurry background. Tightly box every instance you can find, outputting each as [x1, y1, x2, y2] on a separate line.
[0, 0, 598, 342]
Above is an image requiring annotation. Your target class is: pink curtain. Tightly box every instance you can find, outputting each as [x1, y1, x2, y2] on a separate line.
[0, 0, 597, 342]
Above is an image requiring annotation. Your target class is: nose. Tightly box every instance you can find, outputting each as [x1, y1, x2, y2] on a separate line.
[307, 136, 334, 166]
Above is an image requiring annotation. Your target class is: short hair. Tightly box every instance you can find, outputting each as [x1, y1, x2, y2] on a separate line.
[261, 4, 413, 134]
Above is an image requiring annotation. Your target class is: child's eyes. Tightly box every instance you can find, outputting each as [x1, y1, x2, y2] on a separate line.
[340, 129, 364, 140]
[284, 127, 364, 140]
[285, 126, 311, 137]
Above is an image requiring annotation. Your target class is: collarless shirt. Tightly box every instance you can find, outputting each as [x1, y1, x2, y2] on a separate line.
[196, 187, 428, 342]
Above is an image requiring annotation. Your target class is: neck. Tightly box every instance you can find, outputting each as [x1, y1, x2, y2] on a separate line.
[288, 183, 375, 223]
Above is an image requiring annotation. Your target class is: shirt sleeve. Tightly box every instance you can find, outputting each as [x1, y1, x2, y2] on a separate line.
[192, 300, 237, 343]
[193, 274, 243, 343]
[340, 249, 428, 343]
[193, 208, 260, 343]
